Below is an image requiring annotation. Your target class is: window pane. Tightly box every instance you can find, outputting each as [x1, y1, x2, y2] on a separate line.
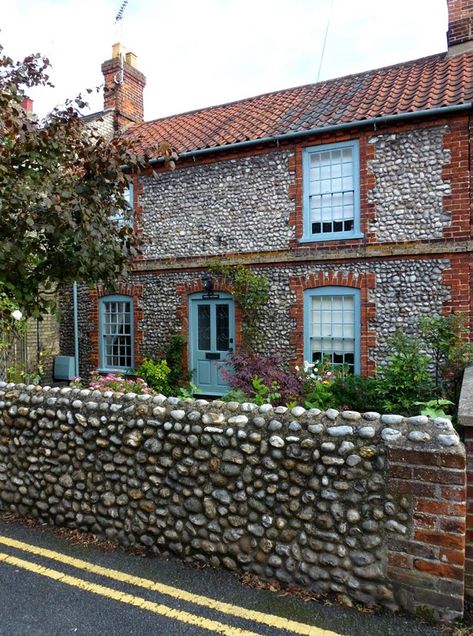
[310, 294, 356, 372]
[198, 305, 211, 350]
[216, 304, 230, 351]
[308, 144, 356, 237]
[102, 300, 132, 368]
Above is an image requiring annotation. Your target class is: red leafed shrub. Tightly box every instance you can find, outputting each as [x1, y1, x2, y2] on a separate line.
[220, 351, 302, 405]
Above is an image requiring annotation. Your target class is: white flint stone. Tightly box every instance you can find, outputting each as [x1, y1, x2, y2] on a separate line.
[340, 411, 361, 421]
[433, 417, 454, 430]
[358, 427, 376, 439]
[438, 434, 460, 447]
[346, 454, 362, 466]
[385, 520, 407, 534]
[347, 509, 360, 523]
[242, 402, 258, 412]
[170, 410, 186, 421]
[381, 428, 402, 442]
[406, 415, 429, 426]
[202, 412, 225, 425]
[327, 426, 353, 437]
[408, 431, 431, 443]
[325, 408, 339, 420]
[274, 406, 288, 414]
[339, 441, 355, 455]
[308, 424, 323, 434]
[269, 435, 285, 448]
[291, 406, 306, 417]
[259, 404, 273, 413]
[381, 414, 403, 425]
[228, 415, 249, 426]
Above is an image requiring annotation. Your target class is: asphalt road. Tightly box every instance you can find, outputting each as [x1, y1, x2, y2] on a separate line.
[0, 517, 445, 636]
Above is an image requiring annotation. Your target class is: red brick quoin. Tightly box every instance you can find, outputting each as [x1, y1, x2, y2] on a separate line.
[386, 445, 466, 621]
[88, 282, 144, 371]
[289, 270, 377, 375]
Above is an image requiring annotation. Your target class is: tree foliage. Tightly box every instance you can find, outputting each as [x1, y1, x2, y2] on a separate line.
[0, 45, 168, 317]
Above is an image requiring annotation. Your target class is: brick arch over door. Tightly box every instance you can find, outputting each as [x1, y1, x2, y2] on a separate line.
[289, 270, 377, 375]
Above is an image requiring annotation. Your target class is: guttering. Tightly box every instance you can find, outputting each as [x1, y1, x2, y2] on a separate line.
[148, 103, 473, 164]
[73, 281, 80, 378]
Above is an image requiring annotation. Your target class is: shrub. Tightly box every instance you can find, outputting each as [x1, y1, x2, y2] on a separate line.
[377, 331, 432, 415]
[420, 312, 473, 403]
[330, 374, 383, 413]
[221, 351, 302, 405]
[136, 358, 172, 395]
[163, 334, 192, 391]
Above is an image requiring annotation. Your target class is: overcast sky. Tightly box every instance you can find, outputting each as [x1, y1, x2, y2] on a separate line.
[3, 0, 448, 121]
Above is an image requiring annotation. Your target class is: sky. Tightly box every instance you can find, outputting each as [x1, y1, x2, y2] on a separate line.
[2, 0, 449, 122]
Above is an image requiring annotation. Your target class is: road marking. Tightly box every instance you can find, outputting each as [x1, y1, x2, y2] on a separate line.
[0, 534, 339, 636]
[0, 551, 262, 636]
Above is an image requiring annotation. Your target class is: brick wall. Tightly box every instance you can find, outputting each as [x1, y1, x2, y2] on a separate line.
[448, 0, 473, 47]
[387, 446, 466, 621]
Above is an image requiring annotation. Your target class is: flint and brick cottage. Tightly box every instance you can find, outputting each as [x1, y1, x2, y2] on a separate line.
[61, 0, 473, 396]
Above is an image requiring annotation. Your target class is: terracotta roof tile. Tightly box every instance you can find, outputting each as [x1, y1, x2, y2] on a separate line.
[126, 51, 473, 155]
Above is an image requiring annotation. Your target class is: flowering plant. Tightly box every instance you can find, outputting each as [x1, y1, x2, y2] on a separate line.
[71, 372, 154, 395]
[297, 357, 341, 410]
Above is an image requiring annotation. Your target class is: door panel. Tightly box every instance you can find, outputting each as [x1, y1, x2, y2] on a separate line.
[189, 294, 234, 396]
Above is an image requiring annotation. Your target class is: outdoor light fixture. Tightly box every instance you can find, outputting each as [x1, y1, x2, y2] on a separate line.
[201, 272, 219, 299]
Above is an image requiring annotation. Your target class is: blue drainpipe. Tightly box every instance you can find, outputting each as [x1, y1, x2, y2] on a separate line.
[73, 282, 80, 378]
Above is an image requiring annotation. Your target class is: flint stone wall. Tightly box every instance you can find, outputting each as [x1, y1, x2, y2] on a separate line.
[0, 382, 465, 620]
[140, 151, 295, 259]
[59, 258, 450, 378]
[368, 126, 451, 242]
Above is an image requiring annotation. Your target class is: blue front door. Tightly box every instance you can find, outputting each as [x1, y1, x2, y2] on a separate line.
[189, 293, 235, 396]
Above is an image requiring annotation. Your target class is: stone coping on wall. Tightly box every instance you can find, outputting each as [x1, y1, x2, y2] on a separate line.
[0, 382, 466, 621]
[0, 381, 461, 449]
[458, 365, 473, 427]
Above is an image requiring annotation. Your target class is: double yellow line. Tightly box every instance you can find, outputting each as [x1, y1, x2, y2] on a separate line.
[0, 534, 339, 636]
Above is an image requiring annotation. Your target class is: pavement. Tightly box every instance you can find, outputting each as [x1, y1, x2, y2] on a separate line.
[0, 516, 446, 636]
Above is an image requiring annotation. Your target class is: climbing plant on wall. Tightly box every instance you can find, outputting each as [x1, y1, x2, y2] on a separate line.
[209, 263, 269, 349]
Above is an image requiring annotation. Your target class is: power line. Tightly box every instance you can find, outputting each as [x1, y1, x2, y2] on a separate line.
[317, 0, 334, 82]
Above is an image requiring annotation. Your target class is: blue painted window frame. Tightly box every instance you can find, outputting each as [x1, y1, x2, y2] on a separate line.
[111, 182, 134, 229]
[303, 286, 361, 374]
[99, 294, 134, 372]
[301, 140, 363, 243]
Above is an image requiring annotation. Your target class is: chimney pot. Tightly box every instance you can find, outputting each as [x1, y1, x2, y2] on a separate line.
[125, 52, 138, 68]
[112, 42, 125, 59]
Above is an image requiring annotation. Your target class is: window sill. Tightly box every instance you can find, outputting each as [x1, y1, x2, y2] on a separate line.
[97, 368, 134, 375]
[299, 233, 364, 244]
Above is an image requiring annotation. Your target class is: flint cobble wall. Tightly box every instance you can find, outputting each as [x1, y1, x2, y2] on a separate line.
[140, 152, 295, 259]
[368, 126, 451, 242]
[59, 258, 451, 377]
[0, 383, 465, 621]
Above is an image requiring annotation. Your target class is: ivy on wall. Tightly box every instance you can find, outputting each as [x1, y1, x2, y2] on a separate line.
[209, 263, 269, 349]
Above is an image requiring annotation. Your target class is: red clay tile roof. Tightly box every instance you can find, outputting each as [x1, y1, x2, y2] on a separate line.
[125, 51, 473, 155]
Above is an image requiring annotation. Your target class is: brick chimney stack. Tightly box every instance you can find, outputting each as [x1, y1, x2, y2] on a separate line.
[21, 96, 33, 113]
[101, 43, 146, 130]
[447, 0, 473, 55]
